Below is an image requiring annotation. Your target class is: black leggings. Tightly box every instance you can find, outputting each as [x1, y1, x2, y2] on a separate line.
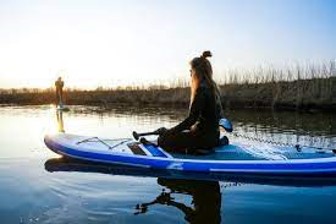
[158, 131, 219, 153]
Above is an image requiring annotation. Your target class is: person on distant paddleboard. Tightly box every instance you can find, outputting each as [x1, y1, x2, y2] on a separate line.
[158, 51, 224, 154]
[55, 77, 64, 106]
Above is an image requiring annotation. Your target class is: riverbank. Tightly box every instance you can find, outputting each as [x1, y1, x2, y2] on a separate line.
[221, 77, 335, 112]
[1, 77, 335, 112]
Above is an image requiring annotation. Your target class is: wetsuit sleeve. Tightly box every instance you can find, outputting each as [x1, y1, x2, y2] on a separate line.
[169, 88, 206, 133]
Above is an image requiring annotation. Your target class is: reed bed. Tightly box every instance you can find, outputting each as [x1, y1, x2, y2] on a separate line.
[219, 62, 335, 111]
[1, 62, 335, 112]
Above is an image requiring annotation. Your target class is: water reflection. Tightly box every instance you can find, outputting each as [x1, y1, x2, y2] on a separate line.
[1, 106, 336, 223]
[229, 110, 335, 149]
[52, 105, 335, 151]
[56, 110, 65, 132]
[43, 156, 336, 223]
[135, 178, 221, 224]
[45, 158, 221, 224]
[64, 105, 335, 137]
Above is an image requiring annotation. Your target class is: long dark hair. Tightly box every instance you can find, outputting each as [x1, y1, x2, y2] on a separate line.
[190, 51, 222, 108]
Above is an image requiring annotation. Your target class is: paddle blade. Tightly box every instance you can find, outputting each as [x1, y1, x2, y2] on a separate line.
[132, 131, 140, 140]
[219, 118, 233, 132]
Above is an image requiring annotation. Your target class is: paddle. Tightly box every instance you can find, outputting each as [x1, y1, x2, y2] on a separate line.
[132, 130, 161, 140]
[132, 118, 233, 140]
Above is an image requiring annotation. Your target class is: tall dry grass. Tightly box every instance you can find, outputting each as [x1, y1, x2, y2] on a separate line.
[0, 61, 335, 111]
[218, 61, 335, 110]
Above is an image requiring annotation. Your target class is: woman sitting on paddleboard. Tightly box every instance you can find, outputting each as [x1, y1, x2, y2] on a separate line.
[158, 51, 224, 154]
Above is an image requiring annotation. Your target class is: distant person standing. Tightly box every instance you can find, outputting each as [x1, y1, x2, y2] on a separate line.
[55, 77, 64, 107]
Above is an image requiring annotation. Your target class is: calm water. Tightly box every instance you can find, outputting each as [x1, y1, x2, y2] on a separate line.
[0, 105, 335, 224]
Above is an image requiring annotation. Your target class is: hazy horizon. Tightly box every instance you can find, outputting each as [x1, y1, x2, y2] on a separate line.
[0, 0, 335, 89]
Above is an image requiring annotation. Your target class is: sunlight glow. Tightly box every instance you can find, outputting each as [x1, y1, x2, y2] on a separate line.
[0, 0, 335, 89]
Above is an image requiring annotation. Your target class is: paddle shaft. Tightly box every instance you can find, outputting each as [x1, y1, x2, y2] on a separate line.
[133, 118, 232, 139]
[132, 131, 160, 140]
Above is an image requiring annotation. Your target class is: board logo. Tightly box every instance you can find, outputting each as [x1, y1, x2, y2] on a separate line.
[167, 162, 184, 170]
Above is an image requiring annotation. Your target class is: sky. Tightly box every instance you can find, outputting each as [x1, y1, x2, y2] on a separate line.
[0, 0, 335, 89]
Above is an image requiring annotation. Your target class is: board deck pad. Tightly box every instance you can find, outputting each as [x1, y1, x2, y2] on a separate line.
[127, 142, 146, 156]
[142, 144, 170, 158]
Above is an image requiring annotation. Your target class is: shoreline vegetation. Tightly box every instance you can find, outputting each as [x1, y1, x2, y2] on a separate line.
[1, 63, 335, 112]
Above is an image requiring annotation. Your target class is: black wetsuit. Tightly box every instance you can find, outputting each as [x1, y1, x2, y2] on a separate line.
[158, 82, 223, 153]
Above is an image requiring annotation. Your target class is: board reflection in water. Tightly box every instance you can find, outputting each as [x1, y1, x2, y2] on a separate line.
[45, 158, 222, 223]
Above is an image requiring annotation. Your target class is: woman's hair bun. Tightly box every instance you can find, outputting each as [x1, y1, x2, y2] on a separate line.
[202, 50, 212, 58]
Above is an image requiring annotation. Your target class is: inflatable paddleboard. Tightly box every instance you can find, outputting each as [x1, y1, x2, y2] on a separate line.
[44, 133, 336, 177]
